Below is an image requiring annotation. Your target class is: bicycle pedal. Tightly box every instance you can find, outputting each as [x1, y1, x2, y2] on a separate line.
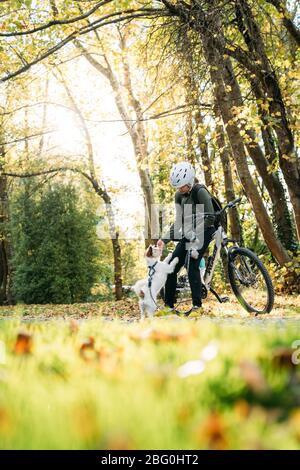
[175, 308, 192, 317]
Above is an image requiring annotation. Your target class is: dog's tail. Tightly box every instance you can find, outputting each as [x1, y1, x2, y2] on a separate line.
[131, 281, 145, 299]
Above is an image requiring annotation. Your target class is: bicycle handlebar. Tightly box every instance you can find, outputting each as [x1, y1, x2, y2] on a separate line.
[199, 197, 243, 217]
[221, 197, 242, 213]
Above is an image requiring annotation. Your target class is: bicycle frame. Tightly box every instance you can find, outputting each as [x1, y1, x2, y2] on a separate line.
[203, 225, 226, 290]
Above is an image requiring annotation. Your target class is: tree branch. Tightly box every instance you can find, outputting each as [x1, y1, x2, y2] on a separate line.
[0, 8, 167, 82]
[0, 0, 113, 37]
[2, 166, 111, 200]
[2, 166, 93, 183]
[265, 0, 300, 46]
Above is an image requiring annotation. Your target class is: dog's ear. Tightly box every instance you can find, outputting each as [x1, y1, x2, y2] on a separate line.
[145, 245, 153, 258]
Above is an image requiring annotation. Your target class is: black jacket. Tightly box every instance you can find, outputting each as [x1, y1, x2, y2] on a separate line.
[161, 185, 215, 244]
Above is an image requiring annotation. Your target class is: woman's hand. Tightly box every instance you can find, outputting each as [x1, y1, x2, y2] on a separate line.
[157, 239, 165, 250]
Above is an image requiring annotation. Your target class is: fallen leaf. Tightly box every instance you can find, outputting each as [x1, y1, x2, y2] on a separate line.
[234, 399, 251, 420]
[13, 332, 33, 355]
[240, 360, 269, 394]
[197, 412, 228, 450]
[103, 433, 135, 450]
[130, 328, 190, 344]
[79, 336, 97, 361]
[69, 319, 79, 334]
[272, 347, 296, 370]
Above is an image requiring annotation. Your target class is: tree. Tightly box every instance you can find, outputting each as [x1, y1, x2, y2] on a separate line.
[10, 181, 101, 304]
[157, 0, 292, 264]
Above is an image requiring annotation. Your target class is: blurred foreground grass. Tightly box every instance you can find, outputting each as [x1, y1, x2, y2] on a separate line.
[0, 295, 300, 450]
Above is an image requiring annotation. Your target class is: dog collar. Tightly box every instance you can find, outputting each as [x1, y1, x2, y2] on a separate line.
[148, 261, 158, 274]
[148, 261, 158, 287]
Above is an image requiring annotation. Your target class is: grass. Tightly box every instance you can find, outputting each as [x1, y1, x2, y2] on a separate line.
[0, 294, 300, 450]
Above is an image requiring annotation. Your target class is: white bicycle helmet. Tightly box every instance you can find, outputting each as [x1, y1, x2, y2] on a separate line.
[170, 162, 195, 188]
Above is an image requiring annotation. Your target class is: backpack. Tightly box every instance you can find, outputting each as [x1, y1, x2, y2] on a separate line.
[191, 183, 228, 232]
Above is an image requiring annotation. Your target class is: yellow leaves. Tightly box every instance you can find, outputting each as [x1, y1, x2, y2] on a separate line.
[231, 105, 242, 116]
[13, 332, 32, 355]
[262, 23, 270, 34]
[260, 102, 270, 111]
[267, 159, 280, 173]
[286, 70, 299, 80]
[71, 403, 100, 443]
[277, 12, 286, 20]
[225, 119, 234, 127]
[197, 125, 207, 136]
[289, 409, 300, 442]
[282, 59, 291, 69]
[0, 407, 13, 436]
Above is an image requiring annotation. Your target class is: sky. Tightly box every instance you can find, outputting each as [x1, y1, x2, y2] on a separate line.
[44, 56, 147, 241]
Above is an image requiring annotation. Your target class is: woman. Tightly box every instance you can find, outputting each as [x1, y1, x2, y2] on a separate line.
[157, 161, 216, 315]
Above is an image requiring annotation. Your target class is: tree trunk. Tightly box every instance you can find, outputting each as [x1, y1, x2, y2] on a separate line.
[214, 107, 243, 244]
[99, 189, 123, 301]
[246, 74, 297, 249]
[198, 23, 290, 264]
[195, 109, 216, 192]
[221, 54, 296, 250]
[234, 0, 300, 240]
[0, 137, 12, 304]
[183, 74, 197, 166]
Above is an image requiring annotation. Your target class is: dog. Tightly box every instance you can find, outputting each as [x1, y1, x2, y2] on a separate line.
[132, 245, 179, 320]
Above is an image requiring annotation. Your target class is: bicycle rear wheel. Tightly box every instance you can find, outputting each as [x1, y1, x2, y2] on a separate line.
[228, 247, 274, 314]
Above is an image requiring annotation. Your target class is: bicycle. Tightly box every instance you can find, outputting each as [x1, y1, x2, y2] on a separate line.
[162, 197, 275, 316]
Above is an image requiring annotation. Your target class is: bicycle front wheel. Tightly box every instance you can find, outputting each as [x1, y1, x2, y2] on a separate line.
[228, 247, 274, 314]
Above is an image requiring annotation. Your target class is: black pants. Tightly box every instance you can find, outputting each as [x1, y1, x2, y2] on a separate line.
[164, 225, 216, 308]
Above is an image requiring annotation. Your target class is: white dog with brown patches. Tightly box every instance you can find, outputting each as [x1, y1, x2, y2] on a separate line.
[132, 245, 179, 320]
